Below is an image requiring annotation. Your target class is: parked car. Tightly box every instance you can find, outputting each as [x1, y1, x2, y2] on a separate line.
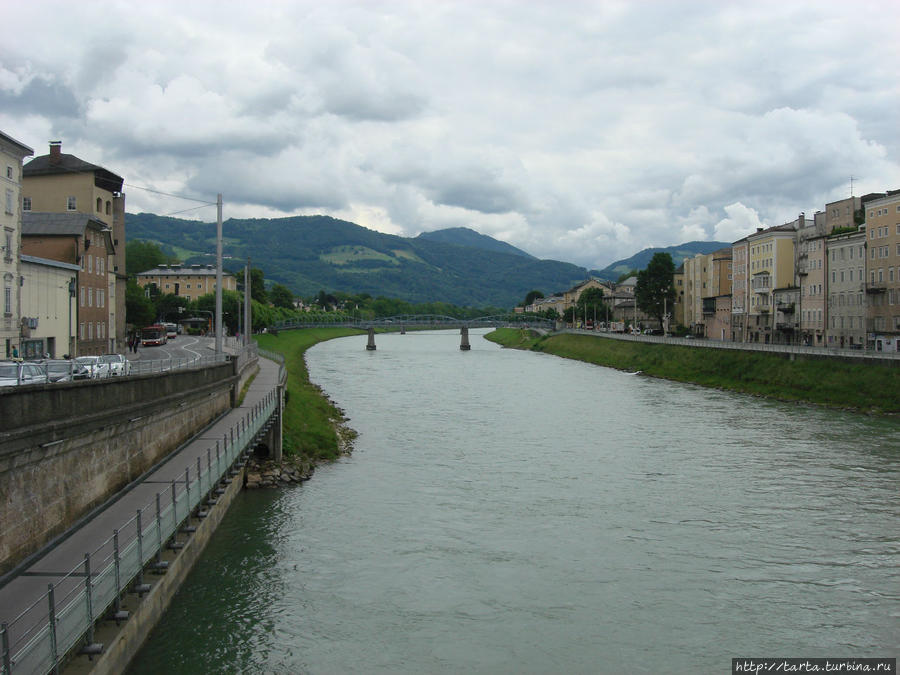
[98, 353, 131, 377]
[75, 355, 101, 378]
[40, 359, 92, 382]
[0, 360, 49, 387]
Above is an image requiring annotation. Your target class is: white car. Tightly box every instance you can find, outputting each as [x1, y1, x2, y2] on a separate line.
[98, 353, 131, 377]
[75, 355, 101, 378]
[0, 361, 49, 387]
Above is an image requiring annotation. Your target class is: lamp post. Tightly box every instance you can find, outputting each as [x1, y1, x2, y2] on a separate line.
[68, 278, 76, 358]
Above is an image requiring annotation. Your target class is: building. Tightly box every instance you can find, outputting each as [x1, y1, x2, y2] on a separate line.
[746, 220, 798, 343]
[1, 130, 33, 358]
[23, 142, 126, 352]
[863, 191, 900, 351]
[22, 212, 114, 356]
[135, 264, 236, 302]
[683, 248, 732, 338]
[826, 227, 866, 348]
[672, 264, 685, 329]
[730, 238, 749, 342]
[19, 254, 79, 358]
[796, 216, 827, 345]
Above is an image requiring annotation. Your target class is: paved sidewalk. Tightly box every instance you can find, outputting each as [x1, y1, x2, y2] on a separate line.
[0, 354, 281, 669]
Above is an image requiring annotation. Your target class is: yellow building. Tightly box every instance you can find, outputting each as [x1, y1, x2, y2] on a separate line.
[23, 142, 126, 353]
[136, 264, 236, 302]
[746, 221, 797, 343]
[1, 130, 33, 358]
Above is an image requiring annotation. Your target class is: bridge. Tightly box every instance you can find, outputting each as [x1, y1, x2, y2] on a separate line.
[271, 313, 556, 331]
[0, 345, 286, 675]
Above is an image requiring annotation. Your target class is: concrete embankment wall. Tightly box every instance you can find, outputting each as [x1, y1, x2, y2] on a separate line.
[0, 363, 238, 576]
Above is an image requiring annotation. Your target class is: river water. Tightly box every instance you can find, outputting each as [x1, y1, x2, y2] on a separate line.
[130, 330, 899, 674]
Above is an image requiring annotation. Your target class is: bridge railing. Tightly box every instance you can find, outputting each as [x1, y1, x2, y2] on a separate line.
[566, 328, 900, 361]
[0, 386, 280, 675]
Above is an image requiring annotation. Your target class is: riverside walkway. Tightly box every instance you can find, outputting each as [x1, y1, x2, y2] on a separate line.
[0, 349, 285, 675]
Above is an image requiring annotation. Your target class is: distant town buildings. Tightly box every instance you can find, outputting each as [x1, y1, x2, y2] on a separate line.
[135, 264, 237, 302]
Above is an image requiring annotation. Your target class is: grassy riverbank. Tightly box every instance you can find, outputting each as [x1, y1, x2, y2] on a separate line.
[255, 328, 362, 461]
[486, 328, 900, 414]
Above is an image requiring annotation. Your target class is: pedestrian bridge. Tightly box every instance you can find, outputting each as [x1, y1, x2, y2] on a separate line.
[272, 314, 555, 331]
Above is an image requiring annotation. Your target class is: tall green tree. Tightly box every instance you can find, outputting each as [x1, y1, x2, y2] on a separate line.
[126, 240, 173, 275]
[270, 283, 295, 309]
[249, 268, 268, 304]
[576, 287, 608, 322]
[125, 278, 155, 327]
[635, 253, 675, 327]
[523, 289, 544, 306]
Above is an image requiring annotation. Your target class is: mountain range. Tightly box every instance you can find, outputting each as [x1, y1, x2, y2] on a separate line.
[126, 212, 726, 307]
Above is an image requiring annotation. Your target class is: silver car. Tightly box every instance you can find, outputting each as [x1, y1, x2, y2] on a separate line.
[98, 353, 131, 376]
[0, 361, 49, 387]
[41, 359, 92, 382]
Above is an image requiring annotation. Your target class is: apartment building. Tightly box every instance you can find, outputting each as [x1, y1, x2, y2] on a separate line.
[135, 264, 236, 302]
[796, 217, 827, 345]
[22, 212, 114, 356]
[730, 239, 749, 342]
[23, 142, 126, 352]
[826, 228, 866, 348]
[19, 254, 80, 359]
[1, 131, 34, 358]
[863, 192, 900, 351]
[746, 221, 797, 343]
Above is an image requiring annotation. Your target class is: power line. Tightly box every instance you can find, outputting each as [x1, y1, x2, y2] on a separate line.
[123, 182, 217, 205]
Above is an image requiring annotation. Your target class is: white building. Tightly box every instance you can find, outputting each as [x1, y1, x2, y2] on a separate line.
[1, 130, 34, 357]
[20, 254, 79, 358]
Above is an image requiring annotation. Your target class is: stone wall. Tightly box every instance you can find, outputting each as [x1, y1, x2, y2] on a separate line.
[0, 363, 237, 575]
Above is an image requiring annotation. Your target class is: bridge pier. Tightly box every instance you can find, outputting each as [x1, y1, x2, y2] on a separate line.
[366, 327, 377, 350]
[460, 326, 471, 351]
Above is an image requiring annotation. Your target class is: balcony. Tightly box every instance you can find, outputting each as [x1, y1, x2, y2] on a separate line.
[865, 282, 887, 294]
[776, 302, 795, 313]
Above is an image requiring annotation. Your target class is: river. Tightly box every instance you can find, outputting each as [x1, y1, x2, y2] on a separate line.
[129, 329, 899, 674]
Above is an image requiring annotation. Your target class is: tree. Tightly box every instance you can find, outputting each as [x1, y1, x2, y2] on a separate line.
[125, 278, 155, 327]
[576, 287, 608, 322]
[635, 253, 675, 327]
[155, 293, 191, 322]
[522, 289, 544, 307]
[249, 268, 268, 304]
[126, 240, 173, 275]
[270, 283, 295, 309]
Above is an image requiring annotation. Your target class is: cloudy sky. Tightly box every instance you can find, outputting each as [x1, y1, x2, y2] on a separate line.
[2, 1, 898, 268]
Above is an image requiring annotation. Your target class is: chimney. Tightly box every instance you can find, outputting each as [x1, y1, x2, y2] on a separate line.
[49, 141, 62, 165]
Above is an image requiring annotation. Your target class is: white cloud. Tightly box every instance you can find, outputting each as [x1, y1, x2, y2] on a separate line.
[3, 0, 899, 270]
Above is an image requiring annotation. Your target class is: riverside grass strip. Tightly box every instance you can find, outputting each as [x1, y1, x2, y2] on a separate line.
[486, 328, 899, 414]
[255, 328, 363, 461]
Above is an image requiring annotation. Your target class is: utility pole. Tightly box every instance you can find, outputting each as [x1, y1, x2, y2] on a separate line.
[215, 193, 223, 354]
[244, 257, 251, 346]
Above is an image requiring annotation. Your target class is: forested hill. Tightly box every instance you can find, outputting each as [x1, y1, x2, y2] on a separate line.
[591, 241, 731, 280]
[126, 213, 587, 308]
[416, 227, 536, 259]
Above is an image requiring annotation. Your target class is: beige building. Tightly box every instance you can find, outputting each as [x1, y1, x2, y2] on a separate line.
[23, 142, 126, 352]
[22, 213, 114, 356]
[863, 192, 900, 351]
[796, 215, 827, 345]
[746, 221, 797, 343]
[730, 239, 749, 342]
[135, 264, 236, 302]
[826, 227, 866, 348]
[683, 248, 732, 338]
[19, 254, 79, 358]
[1, 130, 33, 358]
[672, 265, 685, 328]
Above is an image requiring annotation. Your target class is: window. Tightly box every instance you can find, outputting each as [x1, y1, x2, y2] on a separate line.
[105, 201, 111, 215]
[4, 189, 12, 215]
[5, 166, 11, 179]
[67, 196, 76, 211]
[88, 323, 93, 339]
[96, 197, 102, 212]
[87, 255, 92, 273]
[88, 287, 93, 307]
[98, 257, 104, 275]
[22, 196, 30, 211]
[80, 322, 85, 340]
[4, 285, 10, 315]
[80, 286, 85, 306]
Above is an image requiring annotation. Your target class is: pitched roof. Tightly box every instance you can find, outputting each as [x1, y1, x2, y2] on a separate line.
[23, 211, 110, 236]
[24, 152, 123, 192]
[0, 130, 33, 157]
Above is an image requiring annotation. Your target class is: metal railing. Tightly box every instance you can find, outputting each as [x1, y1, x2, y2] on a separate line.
[0, 386, 280, 675]
[257, 348, 286, 384]
[566, 328, 900, 360]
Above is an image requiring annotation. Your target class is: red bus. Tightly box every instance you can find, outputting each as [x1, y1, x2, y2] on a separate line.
[141, 324, 168, 346]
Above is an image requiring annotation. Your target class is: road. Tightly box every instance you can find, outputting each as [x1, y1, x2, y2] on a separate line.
[126, 335, 216, 364]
